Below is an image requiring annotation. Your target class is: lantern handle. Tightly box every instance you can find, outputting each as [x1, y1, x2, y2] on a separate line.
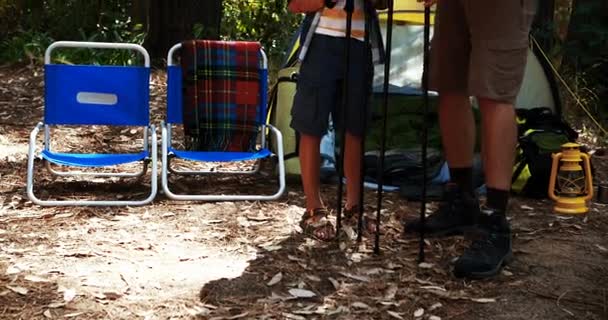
[548, 152, 562, 201]
[581, 153, 594, 201]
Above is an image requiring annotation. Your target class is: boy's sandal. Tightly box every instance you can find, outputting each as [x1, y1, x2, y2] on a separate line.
[343, 205, 379, 236]
[300, 208, 336, 241]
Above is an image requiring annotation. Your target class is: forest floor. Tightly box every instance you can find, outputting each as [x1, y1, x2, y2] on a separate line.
[0, 64, 607, 320]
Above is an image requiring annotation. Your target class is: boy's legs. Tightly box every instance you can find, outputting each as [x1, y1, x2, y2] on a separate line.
[336, 37, 373, 232]
[291, 35, 343, 240]
[291, 33, 372, 237]
[344, 132, 362, 210]
[299, 134, 324, 211]
[439, 92, 475, 193]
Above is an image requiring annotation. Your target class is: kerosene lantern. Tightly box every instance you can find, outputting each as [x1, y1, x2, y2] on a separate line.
[548, 143, 594, 214]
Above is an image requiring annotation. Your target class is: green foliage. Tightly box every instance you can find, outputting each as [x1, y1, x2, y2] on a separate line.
[0, 0, 18, 38]
[221, 0, 302, 78]
[532, 0, 608, 129]
[563, 1, 608, 127]
[0, 29, 53, 63]
[0, 0, 145, 65]
[1, 0, 301, 70]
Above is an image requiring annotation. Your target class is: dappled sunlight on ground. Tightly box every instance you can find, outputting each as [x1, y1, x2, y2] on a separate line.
[0, 65, 606, 319]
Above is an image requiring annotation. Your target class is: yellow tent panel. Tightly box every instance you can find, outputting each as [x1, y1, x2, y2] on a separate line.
[381, 11, 435, 25]
[377, 1, 436, 25]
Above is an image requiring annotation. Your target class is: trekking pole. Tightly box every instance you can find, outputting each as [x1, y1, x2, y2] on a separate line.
[356, 0, 372, 243]
[418, 2, 432, 263]
[374, 0, 394, 254]
[335, 0, 355, 240]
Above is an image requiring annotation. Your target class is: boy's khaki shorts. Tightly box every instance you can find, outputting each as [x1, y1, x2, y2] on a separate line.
[430, 0, 538, 104]
[291, 34, 373, 137]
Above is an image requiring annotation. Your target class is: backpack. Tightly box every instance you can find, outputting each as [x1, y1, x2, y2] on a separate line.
[511, 107, 578, 198]
[268, 66, 302, 176]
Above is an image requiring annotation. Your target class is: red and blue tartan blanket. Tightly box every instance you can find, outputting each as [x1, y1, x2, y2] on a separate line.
[181, 40, 262, 152]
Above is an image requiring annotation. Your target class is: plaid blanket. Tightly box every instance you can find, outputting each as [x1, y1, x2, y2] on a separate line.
[181, 40, 263, 152]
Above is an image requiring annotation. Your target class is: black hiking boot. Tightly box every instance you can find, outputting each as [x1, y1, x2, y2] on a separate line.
[404, 184, 479, 237]
[453, 207, 513, 279]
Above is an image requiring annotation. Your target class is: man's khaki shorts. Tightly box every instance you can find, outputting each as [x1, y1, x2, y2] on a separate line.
[430, 0, 538, 104]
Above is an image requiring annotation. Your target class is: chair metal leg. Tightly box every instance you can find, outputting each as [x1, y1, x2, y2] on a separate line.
[43, 126, 150, 178]
[167, 156, 260, 175]
[45, 161, 149, 178]
[27, 123, 158, 206]
[164, 124, 260, 175]
[161, 123, 285, 201]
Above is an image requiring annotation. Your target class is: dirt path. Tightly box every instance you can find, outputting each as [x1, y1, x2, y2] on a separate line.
[0, 65, 607, 319]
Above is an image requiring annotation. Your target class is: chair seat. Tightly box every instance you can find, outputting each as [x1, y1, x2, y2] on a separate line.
[169, 148, 271, 162]
[42, 150, 149, 167]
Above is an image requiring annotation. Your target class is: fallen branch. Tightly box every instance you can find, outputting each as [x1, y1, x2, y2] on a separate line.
[527, 288, 604, 309]
[556, 290, 575, 317]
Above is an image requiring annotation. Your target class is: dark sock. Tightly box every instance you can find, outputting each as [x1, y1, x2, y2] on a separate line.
[486, 187, 509, 213]
[449, 167, 474, 196]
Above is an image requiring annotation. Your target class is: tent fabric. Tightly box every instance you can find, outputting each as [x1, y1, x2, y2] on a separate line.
[376, 1, 436, 25]
[372, 26, 559, 115]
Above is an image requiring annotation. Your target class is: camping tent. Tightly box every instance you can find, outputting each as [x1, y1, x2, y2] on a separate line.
[270, 0, 562, 185]
[373, 1, 560, 114]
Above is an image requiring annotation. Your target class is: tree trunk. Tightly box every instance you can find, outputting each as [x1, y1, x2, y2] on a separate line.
[131, 0, 149, 29]
[532, 0, 555, 50]
[146, 0, 222, 60]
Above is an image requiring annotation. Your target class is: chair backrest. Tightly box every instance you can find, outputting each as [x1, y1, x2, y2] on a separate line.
[167, 40, 268, 152]
[44, 41, 150, 126]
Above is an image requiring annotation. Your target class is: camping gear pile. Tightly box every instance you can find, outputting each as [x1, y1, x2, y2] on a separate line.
[269, 0, 567, 199]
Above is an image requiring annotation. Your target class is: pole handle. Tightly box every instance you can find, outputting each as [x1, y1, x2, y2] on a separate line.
[581, 153, 594, 201]
[344, 0, 355, 13]
[548, 152, 561, 201]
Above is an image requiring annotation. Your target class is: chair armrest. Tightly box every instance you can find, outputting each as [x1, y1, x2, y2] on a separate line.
[263, 124, 284, 155]
[45, 41, 150, 67]
[29, 122, 44, 145]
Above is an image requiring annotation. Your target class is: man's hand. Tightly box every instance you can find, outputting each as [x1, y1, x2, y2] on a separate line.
[417, 0, 437, 7]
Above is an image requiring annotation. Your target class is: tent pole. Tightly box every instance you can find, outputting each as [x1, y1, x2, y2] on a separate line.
[418, 3, 432, 263]
[375, 0, 395, 254]
[336, 0, 355, 240]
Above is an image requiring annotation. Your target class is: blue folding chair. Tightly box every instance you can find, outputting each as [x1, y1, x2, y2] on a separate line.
[162, 40, 285, 201]
[26, 41, 157, 206]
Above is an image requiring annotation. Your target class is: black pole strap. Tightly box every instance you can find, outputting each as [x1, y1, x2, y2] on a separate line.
[418, 4, 432, 263]
[357, 0, 372, 243]
[336, 0, 355, 239]
[375, 0, 394, 254]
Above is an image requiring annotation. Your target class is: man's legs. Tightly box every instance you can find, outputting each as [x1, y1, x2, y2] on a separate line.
[404, 0, 480, 236]
[452, 97, 516, 278]
[439, 93, 476, 194]
[478, 98, 517, 211]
